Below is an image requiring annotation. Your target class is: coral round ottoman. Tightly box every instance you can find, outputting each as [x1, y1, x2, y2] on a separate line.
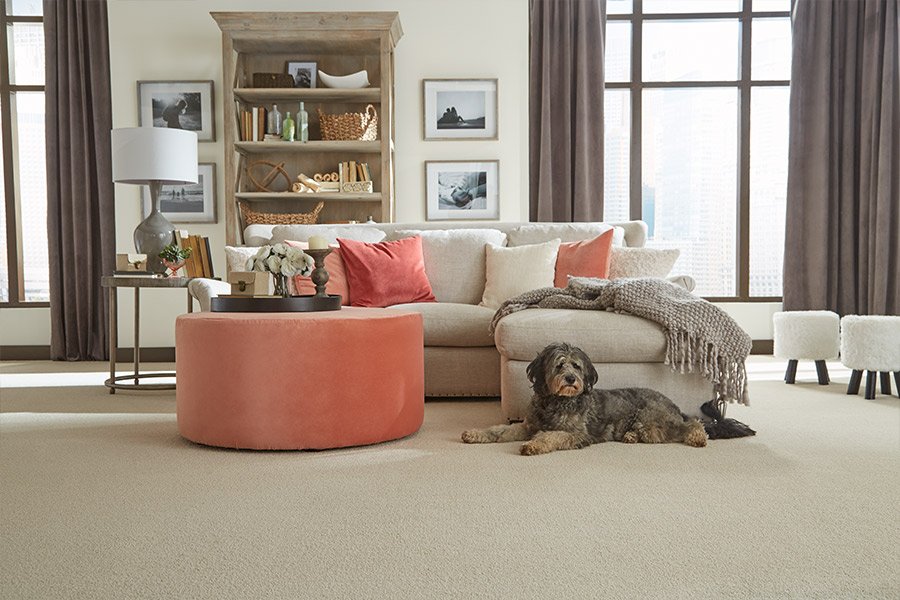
[840, 315, 900, 400]
[773, 310, 840, 385]
[175, 308, 424, 450]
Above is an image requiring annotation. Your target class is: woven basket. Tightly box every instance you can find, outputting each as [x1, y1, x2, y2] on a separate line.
[317, 104, 378, 141]
[240, 201, 324, 226]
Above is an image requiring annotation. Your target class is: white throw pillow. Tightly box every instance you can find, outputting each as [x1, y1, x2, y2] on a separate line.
[224, 246, 259, 274]
[394, 229, 507, 304]
[508, 223, 625, 247]
[481, 239, 561, 309]
[269, 225, 386, 244]
[608, 247, 680, 279]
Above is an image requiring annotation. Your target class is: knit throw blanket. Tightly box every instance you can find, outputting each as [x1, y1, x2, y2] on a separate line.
[490, 277, 752, 405]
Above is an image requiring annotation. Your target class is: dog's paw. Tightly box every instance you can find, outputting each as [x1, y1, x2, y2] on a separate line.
[684, 427, 708, 448]
[461, 429, 489, 444]
[622, 431, 639, 444]
[520, 441, 549, 456]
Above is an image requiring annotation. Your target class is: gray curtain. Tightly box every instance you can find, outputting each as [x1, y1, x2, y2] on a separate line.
[529, 0, 606, 222]
[45, 0, 115, 360]
[784, 0, 900, 315]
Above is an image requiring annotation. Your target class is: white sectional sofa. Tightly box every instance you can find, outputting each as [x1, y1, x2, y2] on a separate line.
[190, 220, 714, 421]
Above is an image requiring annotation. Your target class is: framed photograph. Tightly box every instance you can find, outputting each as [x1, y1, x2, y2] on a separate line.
[286, 61, 317, 88]
[423, 79, 498, 140]
[425, 160, 499, 221]
[143, 163, 217, 224]
[137, 80, 215, 142]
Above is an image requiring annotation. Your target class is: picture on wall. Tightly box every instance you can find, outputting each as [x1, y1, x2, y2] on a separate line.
[423, 79, 498, 140]
[143, 163, 217, 224]
[425, 160, 499, 221]
[137, 80, 215, 141]
[286, 61, 317, 88]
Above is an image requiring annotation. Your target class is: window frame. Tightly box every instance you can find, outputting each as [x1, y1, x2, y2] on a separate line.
[0, 6, 47, 307]
[607, 0, 790, 302]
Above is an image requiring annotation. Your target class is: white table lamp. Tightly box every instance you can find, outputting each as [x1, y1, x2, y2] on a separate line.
[111, 127, 198, 274]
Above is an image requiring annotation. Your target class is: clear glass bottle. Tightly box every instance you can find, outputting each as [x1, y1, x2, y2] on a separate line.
[268, 104, 283, 136]
[297, 102, 309, 142]
[282, 111, 295, 142]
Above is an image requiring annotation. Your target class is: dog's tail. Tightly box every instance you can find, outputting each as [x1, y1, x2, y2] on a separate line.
[700, 400, 756, 439]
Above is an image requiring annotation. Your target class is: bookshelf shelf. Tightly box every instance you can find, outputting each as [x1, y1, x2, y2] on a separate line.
[235, 192, 382, 202]
[233, 87, 381, 103]
[234, 140, 382, 155]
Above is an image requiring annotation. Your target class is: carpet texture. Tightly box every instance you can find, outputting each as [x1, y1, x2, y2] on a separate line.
[1, 358, 898, 599]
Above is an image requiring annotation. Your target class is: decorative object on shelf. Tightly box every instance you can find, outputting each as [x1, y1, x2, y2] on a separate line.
[158, 243, 193, 278]
[286, 61, 317, 88]
[318, 69, 370, 89]
[246, 160, 292, 192]
[338, 160, 374, 193]
[423, 79, 498, 140]
[318, 104, 378, 141]
[252, 73, 294, 88]
[267, 104, 283, 135]
[228, 271, 269, 296]
[137, 80, 216, 142]
[313, 172, 340, 183]
[115, 253, 148, 272]
[111, 127, 199, 274]
[249, 242, 315, 298]
[141, 162, 217, 224]
[425, 160, 500, 221]
[282, 111, 296, 141]
[297, 102, 309, 142]
[239, 201, 325, 226]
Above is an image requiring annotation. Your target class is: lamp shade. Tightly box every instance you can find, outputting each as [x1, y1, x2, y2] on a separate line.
[111, 127, 198, 185]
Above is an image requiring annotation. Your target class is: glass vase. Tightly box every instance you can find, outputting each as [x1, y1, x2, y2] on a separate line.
[272, 273, 290, 298]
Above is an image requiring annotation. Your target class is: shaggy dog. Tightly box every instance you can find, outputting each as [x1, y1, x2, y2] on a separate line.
[462, 342, 755, 455]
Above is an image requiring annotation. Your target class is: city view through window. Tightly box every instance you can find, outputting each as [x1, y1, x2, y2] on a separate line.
[605, 0, 791, 298]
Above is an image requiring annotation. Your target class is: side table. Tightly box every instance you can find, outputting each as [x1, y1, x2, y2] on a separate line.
[101, 275, 193, 393]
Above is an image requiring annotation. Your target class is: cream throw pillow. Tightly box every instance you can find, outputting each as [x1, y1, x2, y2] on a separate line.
[608, 247, 680, 279]
[481, 239, 561, 309]
[224, 246, 259, 275]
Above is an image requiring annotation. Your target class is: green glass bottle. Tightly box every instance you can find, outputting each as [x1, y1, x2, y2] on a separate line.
[282, 111, 295, 142]
[297, 102, 309, 143]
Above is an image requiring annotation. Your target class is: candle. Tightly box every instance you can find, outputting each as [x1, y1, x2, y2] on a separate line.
[307, 235, 328, 250]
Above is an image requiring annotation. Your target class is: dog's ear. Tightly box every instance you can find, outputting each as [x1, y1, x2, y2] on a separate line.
[526, 346, 555, 396]
[575, 347, 598, 392]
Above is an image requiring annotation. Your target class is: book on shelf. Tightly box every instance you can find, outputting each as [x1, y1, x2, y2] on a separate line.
[337, 161, 372, 184]
[238, 107, 268, 141]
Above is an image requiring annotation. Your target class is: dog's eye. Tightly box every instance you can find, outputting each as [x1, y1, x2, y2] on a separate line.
[573, 364, 582, 371]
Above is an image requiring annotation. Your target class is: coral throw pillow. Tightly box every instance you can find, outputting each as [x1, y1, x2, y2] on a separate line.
[554, 230, 615, 288]
[337, 236, 436, 308]
[284, 240, 350, 305]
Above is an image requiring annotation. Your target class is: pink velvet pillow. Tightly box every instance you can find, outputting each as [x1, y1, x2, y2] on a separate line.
[554, 229, 614, 287]
[337, 236, 436, 307]
[284, 241, 350, 305]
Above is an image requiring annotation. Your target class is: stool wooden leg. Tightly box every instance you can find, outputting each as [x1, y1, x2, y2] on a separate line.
[864, 371, 877, 400]
[847, 370, 862, 395]
[895, 372, 900, 398]
[880, 372, 891, 396]
[814, 360, 830, 385]
[784, 359, 798, 384]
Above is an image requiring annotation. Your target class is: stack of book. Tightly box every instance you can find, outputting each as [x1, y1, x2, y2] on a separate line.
[174, 230, 215, 278]
[238, 105, 267, 142]
[338, 161, 372, 184]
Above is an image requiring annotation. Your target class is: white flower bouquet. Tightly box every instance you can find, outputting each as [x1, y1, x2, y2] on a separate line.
[247, 243, 315, 297]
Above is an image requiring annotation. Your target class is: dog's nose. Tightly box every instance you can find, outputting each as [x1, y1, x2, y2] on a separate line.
[565, 374, 576, 385]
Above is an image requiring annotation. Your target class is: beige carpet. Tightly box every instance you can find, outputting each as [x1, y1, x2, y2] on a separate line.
[1, 357, 898, 600]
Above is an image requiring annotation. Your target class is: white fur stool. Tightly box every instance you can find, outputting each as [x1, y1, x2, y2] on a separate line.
[840, 315, 900, 399]
[773, 311, 840, 385]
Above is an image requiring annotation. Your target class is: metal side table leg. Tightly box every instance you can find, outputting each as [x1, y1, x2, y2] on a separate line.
[134, 288, 140, 382]
[108, 286, 117, 394]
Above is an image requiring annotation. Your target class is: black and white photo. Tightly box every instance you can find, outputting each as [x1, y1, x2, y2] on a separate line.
[425, 160, 499, 220]
[286, 61, 317, 88]
[143, 163, 217, 224]
[423, 79, 498, 140]
[138, 80, 215, 141]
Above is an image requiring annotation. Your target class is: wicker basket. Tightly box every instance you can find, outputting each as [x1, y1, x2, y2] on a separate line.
[317, 104, 378, 141]
[240, 201, 324, 226]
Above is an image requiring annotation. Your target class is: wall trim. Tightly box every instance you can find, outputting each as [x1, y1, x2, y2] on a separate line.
[0, 346, 176, 362]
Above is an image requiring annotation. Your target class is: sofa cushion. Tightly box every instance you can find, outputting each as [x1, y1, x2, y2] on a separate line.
[481, 239, 561, 309]
[609, 246, 680, 279]
[508, 223, 625, 247]
[554, 230, 614, 287]
[338, 236, 436, 308]
[494, 308, 667, 362]
[270, 225, 386, 245]
[394, 228, 507, 304]
[388, 302, 495, 347]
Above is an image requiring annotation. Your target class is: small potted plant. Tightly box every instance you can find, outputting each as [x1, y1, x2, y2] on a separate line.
[248, 243, 314, 297]
[159, 244, 192, 278]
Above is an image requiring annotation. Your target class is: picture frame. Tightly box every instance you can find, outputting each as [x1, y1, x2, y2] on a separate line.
[137, 80, 215, 142]
[286, 61, 317, 88]
[423, 79, 498, 140]
[425, 160, 499, 221]
[143, 163, 217, 224]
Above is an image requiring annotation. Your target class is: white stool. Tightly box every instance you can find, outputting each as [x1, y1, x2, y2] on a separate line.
[773, 311, 840, 385]
[840, 315, 900, 399]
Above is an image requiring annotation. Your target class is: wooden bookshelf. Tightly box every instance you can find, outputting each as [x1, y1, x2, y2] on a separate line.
[212, 12, 402, 245]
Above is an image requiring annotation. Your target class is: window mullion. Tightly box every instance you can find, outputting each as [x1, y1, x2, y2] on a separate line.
[737, 0, 753, 299]
[0, 10, 24, 303]
[629, 0, 642, 222]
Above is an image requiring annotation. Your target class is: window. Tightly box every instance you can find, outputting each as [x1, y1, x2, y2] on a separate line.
[1, 0, 47, 305]
[605, 0, 791, 299]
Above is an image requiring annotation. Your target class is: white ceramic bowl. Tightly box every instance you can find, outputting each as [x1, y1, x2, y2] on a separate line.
[317, 69, 370, 89]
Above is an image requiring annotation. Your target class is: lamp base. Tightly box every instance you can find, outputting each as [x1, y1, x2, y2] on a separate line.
[135, 181, 175, 274]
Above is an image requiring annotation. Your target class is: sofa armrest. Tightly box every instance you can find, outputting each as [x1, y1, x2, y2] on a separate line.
[188, 278, 231, 312]
[667, 275, 696, 293]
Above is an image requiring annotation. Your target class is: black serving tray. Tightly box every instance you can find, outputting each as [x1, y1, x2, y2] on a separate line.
[210, 294, 342, 313]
